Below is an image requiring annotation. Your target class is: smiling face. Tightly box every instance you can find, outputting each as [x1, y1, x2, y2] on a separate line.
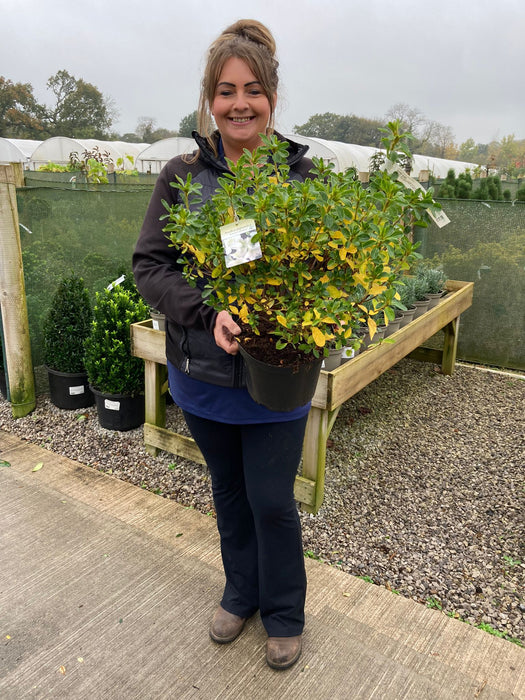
[212, 56, 275, 162]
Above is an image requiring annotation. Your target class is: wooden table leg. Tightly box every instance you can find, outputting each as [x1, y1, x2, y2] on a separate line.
[442, 317, 460, 375]
[299, 405, 341, 514]
[143, 360, 167, 456]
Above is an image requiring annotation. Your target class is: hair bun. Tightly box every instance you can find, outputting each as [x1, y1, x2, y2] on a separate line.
[222, 19, 276, 57]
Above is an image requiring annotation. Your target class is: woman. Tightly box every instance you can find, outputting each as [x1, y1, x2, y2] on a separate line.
[133, 19, 314, 671]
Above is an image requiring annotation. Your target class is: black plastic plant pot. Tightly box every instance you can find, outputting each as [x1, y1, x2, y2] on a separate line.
[91, 388, 145, 431]
[46, 367, 94, 410]
[238, 345, 322, 412]
[0, 370, 7, 399]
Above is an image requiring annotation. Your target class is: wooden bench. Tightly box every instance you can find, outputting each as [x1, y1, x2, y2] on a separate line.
[131, 280, 473, 514]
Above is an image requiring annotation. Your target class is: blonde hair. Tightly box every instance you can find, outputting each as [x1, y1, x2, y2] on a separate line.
[197, 19, 279, 153]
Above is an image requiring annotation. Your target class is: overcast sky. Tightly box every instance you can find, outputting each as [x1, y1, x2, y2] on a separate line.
[2, 0, 524, 145]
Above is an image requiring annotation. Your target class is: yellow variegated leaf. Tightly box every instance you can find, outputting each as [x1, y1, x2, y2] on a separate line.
[331, 230, 345, 240]
[229, 306, 239, 315]
[211, 266, 221, 278]
[266, 278, 281, 285]
[239, 304, 249, 322]
[276, 315, 288, 327]
[348, 244, 357, 254]
[339, 248, 348, 261]
[326, 285, 342, 298]
[320, 274, 330, 284]
[357, 304, 368, 313]
[311, 326, 326, 347]
[302, 271, 312, 280]
[369, 283, 387, 295]
[194, 249, 205, 264]
[367, 316, 377, 340]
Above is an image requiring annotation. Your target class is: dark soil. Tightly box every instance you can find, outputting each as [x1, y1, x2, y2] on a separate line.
[239, 317, 314, 369]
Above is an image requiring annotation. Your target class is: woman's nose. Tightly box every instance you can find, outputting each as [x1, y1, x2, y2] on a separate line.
[232, 92, 249, 111]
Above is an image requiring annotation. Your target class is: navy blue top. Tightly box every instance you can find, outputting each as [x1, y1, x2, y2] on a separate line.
[168, 361, 311, 424]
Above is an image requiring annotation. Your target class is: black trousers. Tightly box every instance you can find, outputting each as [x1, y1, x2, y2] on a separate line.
[183, 411, 308, 637]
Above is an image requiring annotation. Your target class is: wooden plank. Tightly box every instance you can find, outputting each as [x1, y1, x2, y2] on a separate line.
[293, 475, 315, 507]
[408, 347, 443, 364]
[143, 423, 206, 464]
[131, 320, 166, 364]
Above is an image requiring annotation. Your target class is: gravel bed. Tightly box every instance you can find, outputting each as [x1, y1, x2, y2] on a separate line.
[1, 358, 523, 644]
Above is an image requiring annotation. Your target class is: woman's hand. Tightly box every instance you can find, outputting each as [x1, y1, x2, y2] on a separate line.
[214, 310, 241, 355]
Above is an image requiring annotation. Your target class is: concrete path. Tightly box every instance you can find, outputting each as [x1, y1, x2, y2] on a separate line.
[1, 429, 523, 699]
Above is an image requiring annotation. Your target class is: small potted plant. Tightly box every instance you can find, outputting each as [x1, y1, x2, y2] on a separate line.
[43, 274, 94, 409]
[163, 123, 441, 410]
[417, 265, 447, 308]
[84, 285, 149, 430]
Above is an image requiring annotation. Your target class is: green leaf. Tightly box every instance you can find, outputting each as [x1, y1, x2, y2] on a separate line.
[0, 460, 11, 468]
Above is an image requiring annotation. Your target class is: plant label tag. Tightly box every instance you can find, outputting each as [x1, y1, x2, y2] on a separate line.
[104, 399, 121, 411]
[69, 385, 85, 395]
[385, 162, 450, 228]
[220, 219, 261, 268]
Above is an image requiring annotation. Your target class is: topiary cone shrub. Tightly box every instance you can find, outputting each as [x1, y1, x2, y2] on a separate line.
[84, 287, 149, 397]
[43, 274, 92, 373]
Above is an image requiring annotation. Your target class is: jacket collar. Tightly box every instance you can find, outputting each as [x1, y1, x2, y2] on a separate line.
[191, 130, 310, 172]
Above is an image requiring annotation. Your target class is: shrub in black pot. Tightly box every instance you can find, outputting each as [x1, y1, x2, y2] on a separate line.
[84, 286, 149, 430]
[43, 275, 94, 409]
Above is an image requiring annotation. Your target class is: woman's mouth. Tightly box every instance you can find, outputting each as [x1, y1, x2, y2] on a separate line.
[229, 116, 255, 123]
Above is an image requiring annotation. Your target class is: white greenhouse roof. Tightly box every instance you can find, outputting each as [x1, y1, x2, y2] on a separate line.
[288, 134, 482, 179]
[136, 137, 196, 173]
[286, 134, 381, 173]
[0, 138, 42, 164]
[29, 137, 149, 168]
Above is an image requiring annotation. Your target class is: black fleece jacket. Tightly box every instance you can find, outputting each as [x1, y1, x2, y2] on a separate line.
[132, 131, 313, 388]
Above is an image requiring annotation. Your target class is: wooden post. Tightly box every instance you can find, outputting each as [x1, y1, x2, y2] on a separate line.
[0, 163, 36, 417]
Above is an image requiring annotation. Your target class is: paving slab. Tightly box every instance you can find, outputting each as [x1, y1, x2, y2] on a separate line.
[1, 429, 523, 699]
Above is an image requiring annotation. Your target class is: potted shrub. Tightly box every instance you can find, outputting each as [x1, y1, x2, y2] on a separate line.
[162, 123, 441, 410]
[84, 286, 149, 430]
[43, 274, 94, 409]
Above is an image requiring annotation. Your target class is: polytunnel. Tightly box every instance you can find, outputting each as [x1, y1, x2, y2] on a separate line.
[286, 134, 482, 179]
[410, 154, 482, 179]
[29, 137, 148, 169]
[284, 135, 379, 173]
[135, 137, 196, 173]
[0, 138, 42, 165]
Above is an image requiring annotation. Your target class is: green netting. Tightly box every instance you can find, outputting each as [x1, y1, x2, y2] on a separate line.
[13, 181, 525, 373]
[16, 181, 155, 366]
[415, 199, 525, 370]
